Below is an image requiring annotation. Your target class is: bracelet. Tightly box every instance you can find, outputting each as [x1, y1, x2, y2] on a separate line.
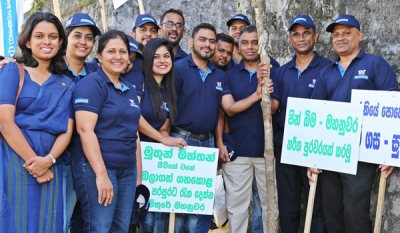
[96, 172, 107, 180]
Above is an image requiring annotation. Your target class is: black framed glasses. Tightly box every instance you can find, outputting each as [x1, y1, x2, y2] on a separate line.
[161, 21, 185, 30]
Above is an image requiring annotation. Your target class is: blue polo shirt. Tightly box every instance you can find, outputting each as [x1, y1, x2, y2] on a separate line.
[173, 54, 230, 134]
[225, 55, 280, 71]
[225, 61, 266, 157]
[131, 59, 142, 72]
[63, 61, 98, 83]
[122, 66, 144, 97]
[312, 50, 397, 102]
[140, 85, 169, 142]
[271, 52, 332, 146]
[174, 46, 189, 62]
[71, 67, 141, 169]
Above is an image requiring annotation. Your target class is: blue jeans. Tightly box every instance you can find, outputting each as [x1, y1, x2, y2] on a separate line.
[142, 212, 168, 233]
[63, 162, 78, 233]
[72, 158, 137, 233]
[252, 177, 263, 233]
[170, 132, 214, 233]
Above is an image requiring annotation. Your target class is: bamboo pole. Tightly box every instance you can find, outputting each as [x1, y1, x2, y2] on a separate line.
[52, 0, 61, 19]
[99, 0, 107, 32]
[252, 0, 279, 232]
[137, 0, 145, 14]
[374, 170, 387, 233]
[304, 173, 318, 233]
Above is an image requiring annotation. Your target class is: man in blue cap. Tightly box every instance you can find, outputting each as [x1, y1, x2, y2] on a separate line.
[258, 14, 331, 233]
[131, 14, 160, 52]
[308, 14, 396, 233]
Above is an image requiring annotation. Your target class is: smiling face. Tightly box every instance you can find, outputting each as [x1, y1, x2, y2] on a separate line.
[160, 12, 185, 46]
[97, 37, 129, 77]
[189, 28, 216, 61]
[331, 24, 363, 57]
[66, 26, 95, 60]
[131, 22, 159, 50]
[289, 24, 318, 55]
[25, 21, 63, 62]
[228, 20, 248, 45]
[152, 45, 172, 81]
[238, 31, 260, 62]
[210, 40, 233, 69]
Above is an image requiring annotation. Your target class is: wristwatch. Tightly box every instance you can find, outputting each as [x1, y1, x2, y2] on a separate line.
[48, 153, 56, 165]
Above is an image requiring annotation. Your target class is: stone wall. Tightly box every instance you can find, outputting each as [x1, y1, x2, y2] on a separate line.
[37, 0, 400, 232]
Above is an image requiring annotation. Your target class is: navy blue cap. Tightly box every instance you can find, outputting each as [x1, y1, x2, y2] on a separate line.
[65, 13, 102, 36]
[130, 184, 150, 228]
[126, 34, 143, 59]
[326, 14, 361, 32]
[132, 14, 160, 31]
[226, 14, 251, 27]
[289, 14, 316, 31]
[223, 132, 236, 161]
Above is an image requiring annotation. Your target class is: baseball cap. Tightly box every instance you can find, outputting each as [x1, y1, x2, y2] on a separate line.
[226, 14, 251, 27]
[126, 35, 143, 59]
[65, 13, 102, 36]
[223, 132, 236, 161]
[326, 14, 361, 32]
[289, 14, 316, 31]
[132, 14, 160, 31]
[130, 184, 150, 228]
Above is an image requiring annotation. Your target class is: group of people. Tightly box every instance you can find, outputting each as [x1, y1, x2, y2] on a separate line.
[0, 6, 396, 233]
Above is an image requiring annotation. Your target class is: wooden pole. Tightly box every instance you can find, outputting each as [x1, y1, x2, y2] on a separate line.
[252, 0, 279, 232]
[137, 0, 145, 14]
[169, 212, 175, 233]
[304, 173, 318, 233]
[374, 170, 387, 233]
[99, 0, 107, 32]
[52, 0, 61, 19]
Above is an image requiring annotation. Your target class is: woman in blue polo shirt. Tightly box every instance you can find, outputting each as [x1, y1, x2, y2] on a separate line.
[0, 12, 73, 233]
[71, 30, 142, 232]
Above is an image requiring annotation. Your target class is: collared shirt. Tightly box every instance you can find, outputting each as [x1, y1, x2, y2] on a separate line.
[173, 54, 230, 134]
[312, 50, 397, 102]
[140, 84, 169, 142]
[271, 52, 332, 146]
[174, 46, 189, 62]
[225, 61, 265, 157]
[72, 67, 141, 169]
[122, 66, 144, 97]
[197, 67, 212, 82]
[225, 54, 281, 71]
[63, 61, 98, 83]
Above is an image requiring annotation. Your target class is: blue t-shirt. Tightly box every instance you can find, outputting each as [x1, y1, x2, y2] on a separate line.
[172, 54, 230, 134]
[122, 67, 144, 97]
[63, 61, 98, 83]
[174, 46, 189, 63]
[140, 85, 170, 142]
[312, 50, 397, 102]
[271, 52, 332, 146]
[71, 67, 141, 169]
[225, 61, 265, 157]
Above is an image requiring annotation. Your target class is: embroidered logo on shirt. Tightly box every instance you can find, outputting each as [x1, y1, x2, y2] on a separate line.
[129, 99, 139, 108]
[75, 98, 89, 104]
[312, 79, 316, 84]
[216, 82, 223, 91]
[354, 69, 368, 79]
[57, 82, 70, 87]
[309, 79, 316, 88]
[161, 102, 170, 112]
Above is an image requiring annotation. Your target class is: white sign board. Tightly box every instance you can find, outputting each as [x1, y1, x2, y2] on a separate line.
[141, 142, 218, 214]
[281, 97, 362, 174]
[351, 90, 400, 167]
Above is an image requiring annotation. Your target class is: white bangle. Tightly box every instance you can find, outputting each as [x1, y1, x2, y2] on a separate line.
[48, 153, 56, 164]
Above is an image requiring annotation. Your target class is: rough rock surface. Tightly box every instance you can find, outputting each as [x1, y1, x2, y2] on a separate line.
[36, 0, 400, 232]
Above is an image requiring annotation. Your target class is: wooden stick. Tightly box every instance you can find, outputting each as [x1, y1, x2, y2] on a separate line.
[304, 173, 318, 233]
[52, 0, 61, 19]
[374, 170, 387, 233]
[99, 0, 107, 32]
[169, 212, 175, 233]
[137, 0, 145, 14]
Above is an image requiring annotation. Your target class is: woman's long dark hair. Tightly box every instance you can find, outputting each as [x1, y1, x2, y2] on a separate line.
[142, 38, 177, 124]
[16, 12, 67, 74]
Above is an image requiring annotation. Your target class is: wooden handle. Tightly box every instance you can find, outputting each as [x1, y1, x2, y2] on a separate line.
[304, 173, 318, 233]
[169, 212, 175, 233]
[374, 170, 387, 233]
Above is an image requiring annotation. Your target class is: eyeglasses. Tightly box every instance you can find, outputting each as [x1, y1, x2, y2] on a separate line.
[161, 21, 184, 30]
